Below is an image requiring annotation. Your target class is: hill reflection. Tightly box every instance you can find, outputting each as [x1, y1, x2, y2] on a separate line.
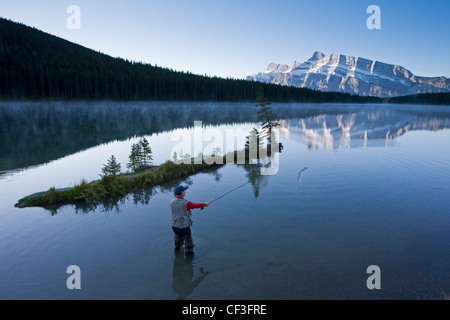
[1, 102, 449, 173]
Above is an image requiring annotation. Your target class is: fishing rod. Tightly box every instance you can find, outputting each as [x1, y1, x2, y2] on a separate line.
[201, 181, 250, 209]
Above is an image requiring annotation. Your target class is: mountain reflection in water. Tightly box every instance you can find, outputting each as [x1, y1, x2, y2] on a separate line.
[1, 102, 449, 172]
[282, 108, 450, 150]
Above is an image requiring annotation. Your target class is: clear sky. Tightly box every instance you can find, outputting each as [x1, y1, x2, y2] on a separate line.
[1, 0, 449, 79]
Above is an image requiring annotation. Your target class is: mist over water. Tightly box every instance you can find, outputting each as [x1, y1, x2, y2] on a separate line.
[0, 101, 449, 299]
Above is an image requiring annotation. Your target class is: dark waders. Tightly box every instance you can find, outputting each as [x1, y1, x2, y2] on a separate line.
[172, 226, 194, 254]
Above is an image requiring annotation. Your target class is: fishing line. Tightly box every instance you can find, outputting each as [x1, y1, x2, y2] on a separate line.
[202, 181, 251, 209]
[297, 167, 308, 181]
[209, 181, 250, 203]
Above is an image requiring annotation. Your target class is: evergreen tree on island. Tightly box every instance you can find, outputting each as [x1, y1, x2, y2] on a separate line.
[255, 86, 280, 146]
[127, 137, 153, 172]
[101, 155, 121, 178]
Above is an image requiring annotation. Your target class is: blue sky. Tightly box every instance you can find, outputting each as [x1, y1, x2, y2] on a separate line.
[1, 0, 449, 78]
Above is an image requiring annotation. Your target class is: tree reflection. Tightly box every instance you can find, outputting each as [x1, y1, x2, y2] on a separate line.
[239, 163, 267, 199]
[40, 168, 223, 215]
[0, 101, 336, 173]
[3, 102, 449, 175]
[0, 102, 259, 172]
[236, 151, 276, 199]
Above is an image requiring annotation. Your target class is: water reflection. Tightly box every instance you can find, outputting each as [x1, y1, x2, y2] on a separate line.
[2, 102, 449, 174]
[171, 250, 209, 300]
[2, 101, 449, 173]
[44, 176, 194, 215]
[281, 107, 450, 151]
[45, 187, 156, 216]
[39, 165, 240, 215]
[0, 101, 270, 172]
[240, 163, 269, 199]
[35, 148, 284, 215]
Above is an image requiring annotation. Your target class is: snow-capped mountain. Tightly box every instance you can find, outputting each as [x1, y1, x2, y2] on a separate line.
[247, 52, 450, 97]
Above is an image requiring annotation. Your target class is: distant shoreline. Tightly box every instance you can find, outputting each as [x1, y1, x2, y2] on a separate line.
[1, 93, 449, 105]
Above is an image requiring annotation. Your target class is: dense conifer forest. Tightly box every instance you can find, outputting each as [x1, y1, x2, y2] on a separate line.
[0, 18, 380, 103]
[385, 92, 450, 105]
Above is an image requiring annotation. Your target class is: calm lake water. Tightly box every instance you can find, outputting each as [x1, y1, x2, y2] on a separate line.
[0, 101, 449, 300]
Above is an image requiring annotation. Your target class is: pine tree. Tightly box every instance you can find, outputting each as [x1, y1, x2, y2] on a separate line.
[127, 138, 153, 172]
[255, 86, 279, 145]
[138, 137, 153, 167]
[172, 151, 179, 163]
[127, 142, 141, 172]
[245, 128, 263, 158]
[101, 155, 121, 178]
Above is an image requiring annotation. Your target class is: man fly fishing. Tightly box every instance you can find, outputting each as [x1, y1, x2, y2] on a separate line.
[170, 185, 210, 255]
[170, 181, 249, 255]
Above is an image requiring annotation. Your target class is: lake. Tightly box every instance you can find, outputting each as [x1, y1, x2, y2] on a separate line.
[0, 101, 449, 300]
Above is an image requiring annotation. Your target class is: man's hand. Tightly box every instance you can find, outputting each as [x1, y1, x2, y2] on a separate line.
[201, 202, 210, 210]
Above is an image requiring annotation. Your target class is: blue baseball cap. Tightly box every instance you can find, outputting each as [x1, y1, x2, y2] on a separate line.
[174, 185, 189, 195]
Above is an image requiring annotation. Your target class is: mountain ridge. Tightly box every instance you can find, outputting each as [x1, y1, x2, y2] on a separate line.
[247, 51, 450, 98]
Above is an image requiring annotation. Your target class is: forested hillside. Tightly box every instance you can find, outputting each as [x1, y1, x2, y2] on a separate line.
[0, 18, 378, 103]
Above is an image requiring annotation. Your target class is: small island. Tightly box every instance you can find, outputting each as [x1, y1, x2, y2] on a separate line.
[14, 137, 223, 210]
[14, 145, 279, 212]
[15, 158, 224, 210]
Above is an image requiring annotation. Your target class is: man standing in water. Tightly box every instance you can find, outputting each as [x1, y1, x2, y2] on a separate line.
[170, 185, 209, 255]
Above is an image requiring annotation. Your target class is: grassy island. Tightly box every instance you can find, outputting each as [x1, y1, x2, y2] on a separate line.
[15, 159, 224, 210]
[14, 144, 280, 212]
